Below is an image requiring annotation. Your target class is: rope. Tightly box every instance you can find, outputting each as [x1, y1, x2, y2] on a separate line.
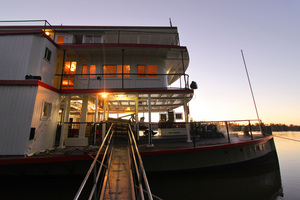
[273, 135, 300, 143]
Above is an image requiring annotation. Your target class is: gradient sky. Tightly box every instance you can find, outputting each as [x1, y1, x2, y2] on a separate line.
[1, 0, 299, 125]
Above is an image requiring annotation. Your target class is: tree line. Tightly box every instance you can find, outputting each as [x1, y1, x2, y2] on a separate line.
[229, 123, 300, 132]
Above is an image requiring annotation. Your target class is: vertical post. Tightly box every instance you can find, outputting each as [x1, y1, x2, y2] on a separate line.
[135, 97, 139, 141]
[60, 50, 66, 90]
[122, 49, 125, 89]
[181, 51, 187, 88]
[248, 120, 253, 140]
[59, 95, 70, 148]
[225, 121, 231, 143]
[102, 98, 107, 140]
[147, 94, 154, 147]
[79, 96, 88, 139]
[184, 98, 192, 143]
[94, 95, 98, 146]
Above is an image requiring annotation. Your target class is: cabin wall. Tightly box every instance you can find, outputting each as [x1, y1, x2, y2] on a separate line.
[27, 36, 57, 86]
[0, 85, 38, 155]
[0, 35, 33, 80]
[0, 35, 57, 86]
[28, 86, 60, 155]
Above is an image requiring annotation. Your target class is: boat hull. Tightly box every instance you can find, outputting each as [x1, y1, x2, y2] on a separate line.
[140, 136, 276, 173]
[0, 136, 276, 175]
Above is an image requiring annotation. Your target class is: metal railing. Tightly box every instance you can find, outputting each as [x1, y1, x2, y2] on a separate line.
[55, 72, 190, 90]
[74, 123, 114, 200]
[128, 124, 154, 200]
[137, 119, 270, 148]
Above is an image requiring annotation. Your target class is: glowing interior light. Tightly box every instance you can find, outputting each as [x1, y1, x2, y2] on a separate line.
[45, 32, 50, 36]
[101, 93, 108, 98]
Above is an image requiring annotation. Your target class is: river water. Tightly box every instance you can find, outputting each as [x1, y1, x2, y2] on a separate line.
[147, 132, 300, 200]
[1, 132, 299, 199]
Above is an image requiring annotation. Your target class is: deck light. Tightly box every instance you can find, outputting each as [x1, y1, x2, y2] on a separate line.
[101, 93, 108, 98]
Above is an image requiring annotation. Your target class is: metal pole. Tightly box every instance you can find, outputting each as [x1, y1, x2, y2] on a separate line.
[94, 94, 98, 146]
[122, 49, 125, 89]
[60, 50, 66, 90]
[147, 94, 153, 147]
[225, 121, 231, 143]
[248, 120, 253, 140]
[181, 51, 187, 88]
[241, 50, 262, 133]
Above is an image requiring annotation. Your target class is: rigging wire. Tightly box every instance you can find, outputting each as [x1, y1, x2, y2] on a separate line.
[273, 135, 300, 143]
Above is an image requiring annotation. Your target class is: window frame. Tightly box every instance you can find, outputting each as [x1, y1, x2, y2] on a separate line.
[41, 102, 52, 120]
[44, 47, 52, 62]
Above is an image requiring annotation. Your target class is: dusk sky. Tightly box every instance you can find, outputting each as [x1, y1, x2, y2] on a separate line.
[1, 0, 299, 125]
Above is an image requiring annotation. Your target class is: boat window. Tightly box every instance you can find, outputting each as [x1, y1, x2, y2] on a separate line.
[117, 65, 130, 78]
[62, 61, 77, 89]
[44, 47, 52, 62]
[103, 65, 116, 77]
[57, 36, 65, 44]
[148, 65, 157, 78]
[82, 65, 88, 77]
[90, 65, 96, 78]
[41, 102, 52, 120]
[137, 65, 147, 77]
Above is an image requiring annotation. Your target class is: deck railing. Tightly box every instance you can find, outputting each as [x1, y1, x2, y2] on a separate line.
[54, 72, 190, 90]
[136, 119, 271, 148]
[74, 123, 114, 200]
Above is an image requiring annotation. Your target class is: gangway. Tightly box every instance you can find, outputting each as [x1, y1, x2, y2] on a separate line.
[74, 121, 155, 200]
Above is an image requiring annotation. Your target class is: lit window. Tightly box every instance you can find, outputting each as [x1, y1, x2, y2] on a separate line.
[44, 47, 52, 62]
[62, 61, 76, 89]
[82, 65, 87, 78]
[117, 65, 130, 78]
[137, 65, 147, 77]
[103, 65, 116, 77]
[148, 65, 157, 78]
[57, 36, 65, 44]
[90, 65, 96, 78]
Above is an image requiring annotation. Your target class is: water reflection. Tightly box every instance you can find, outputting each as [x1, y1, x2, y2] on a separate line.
[148, 156, 282, 200]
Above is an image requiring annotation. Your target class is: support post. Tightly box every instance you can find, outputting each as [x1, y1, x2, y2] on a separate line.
[93, 95, 98, 146]
[184, 98, 192, 143]
[102, 98, 107, 140]
[60, 50, 66, 90]
[79, 95, 88, 139]
[122, 49, 125, 89]
[248, 120, 253, 140]
[135, 97, 139, 141]
[147, 94, 154, 147]
[225, 121, 231, 143]
[59, 95, 70, 148]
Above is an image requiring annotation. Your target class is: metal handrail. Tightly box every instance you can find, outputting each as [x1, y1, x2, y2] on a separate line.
[74, 123, 114, 200]
[55, 72, 190, 90]
[128, 124, 153, 200]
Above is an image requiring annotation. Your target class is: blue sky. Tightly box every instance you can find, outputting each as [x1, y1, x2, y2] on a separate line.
[1, 0, 299, 125]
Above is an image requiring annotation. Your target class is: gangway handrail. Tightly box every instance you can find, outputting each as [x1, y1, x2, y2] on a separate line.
[128, 124, 153, 200]
[74, 123, 114, 200]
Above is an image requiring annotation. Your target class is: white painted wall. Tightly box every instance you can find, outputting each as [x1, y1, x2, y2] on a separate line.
[28, 86, 60, 155]
[27, 36, 57, 86]
[0, 85, 37, 155]
[0, 35, 57, 86]
[0, 35, 33, 80]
